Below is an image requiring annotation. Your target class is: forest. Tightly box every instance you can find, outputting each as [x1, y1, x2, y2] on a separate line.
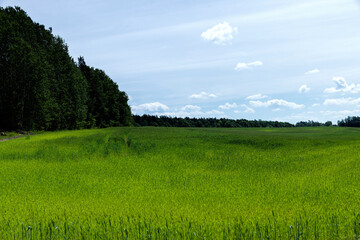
[338, 116, 360, 127]
[132, 115, 338, 128]
[0, 6, 131, 131]
[132, 114, 294, 128]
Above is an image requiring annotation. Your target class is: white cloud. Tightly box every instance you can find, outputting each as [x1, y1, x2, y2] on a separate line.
[312, 103, 320, 107]
[153, 111, 196, 118]
[154, 109, 224, 118]
[277, 112, 321, 123]
[132, 102, 169, 112]
[250, 99, 305, 109]
[181, 105, 201, 111]
[321, 110, 360, 118]
[272, 108, 281, 112]
[304, 68, 320, 75]
[234, 105, 255, 114]
[324, 77, 360, 94]
[241, 104, 255, 113]
[206, 110, 224, 115]
[189, 91, 217, 99]
[323, 97, 360, 105]
[235, 61, 263, 71]
[201, 22, 238, 45]
[246, 93, 268, 100]
[298, 84, 310, 93]
[219, 102, 237, 110]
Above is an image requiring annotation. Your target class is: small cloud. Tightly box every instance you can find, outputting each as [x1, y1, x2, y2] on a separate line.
[154, 111, 194, 118]
[235, 61, 263, 71]
[132, 102, 169, 112]
[304, 68, 320, 75]
[312, 103, 320, 107]
[189, 91, 217, 99]
[272, 108, 281, 112]
[324, 77, 360, 94]
[201, 22, 238, 45]
[206, 110, 224, 115]
[250, 99, 304, 109]
[153, 111, 191, 118]
[152, 110, 225, 118]
[181, 105, 201, 111]
[246, 93, 268, 100]
[241, 104, 255, 113]
[298, 84, 310, 93]
[153, 109, 224, 118]
[321, 110, 360, 118]
[235, 105, 255, 114]
[219, 102, 237, 110]
[323, 97, 360, 105]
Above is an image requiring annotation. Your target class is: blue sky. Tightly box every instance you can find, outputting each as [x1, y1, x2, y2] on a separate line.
[2, 0, 360, 123]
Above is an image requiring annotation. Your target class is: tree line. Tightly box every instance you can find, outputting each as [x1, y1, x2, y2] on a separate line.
[295, 120, 332, 127]
[133, 115, 294, 128]
[132, 115, 339, 128]
[0, 7, 131, 131]
[338, 116, 360, 127]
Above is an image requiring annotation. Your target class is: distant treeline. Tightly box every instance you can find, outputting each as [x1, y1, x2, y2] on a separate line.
[338, 116, 360, 127]
[0, 7, 131, 131]
[132, 115, 339, 128]
[295, 120, 332, 127]
[133, 115, 294, 128]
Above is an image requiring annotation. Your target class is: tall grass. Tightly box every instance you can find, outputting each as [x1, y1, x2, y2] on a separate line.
[1, 127, 360, 239]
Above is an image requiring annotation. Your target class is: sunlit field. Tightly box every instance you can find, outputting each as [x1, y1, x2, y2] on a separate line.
[1, 127, 360, 239]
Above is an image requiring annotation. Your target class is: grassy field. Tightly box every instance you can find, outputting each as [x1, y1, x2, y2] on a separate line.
[1, 127, 360, 239]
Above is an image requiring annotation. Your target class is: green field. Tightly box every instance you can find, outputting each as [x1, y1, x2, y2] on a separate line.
[1, 127, 360, 239]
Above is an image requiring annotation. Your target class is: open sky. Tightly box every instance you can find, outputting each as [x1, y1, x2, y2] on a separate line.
[2, 0, 360, 123]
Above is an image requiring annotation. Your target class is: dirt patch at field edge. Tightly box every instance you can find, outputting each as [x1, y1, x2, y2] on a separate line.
[0, 135, 25, 142]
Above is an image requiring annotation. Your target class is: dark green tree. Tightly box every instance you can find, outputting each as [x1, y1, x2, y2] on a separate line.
[78, 57, 131, 128]
[0, 7, 131, 130]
